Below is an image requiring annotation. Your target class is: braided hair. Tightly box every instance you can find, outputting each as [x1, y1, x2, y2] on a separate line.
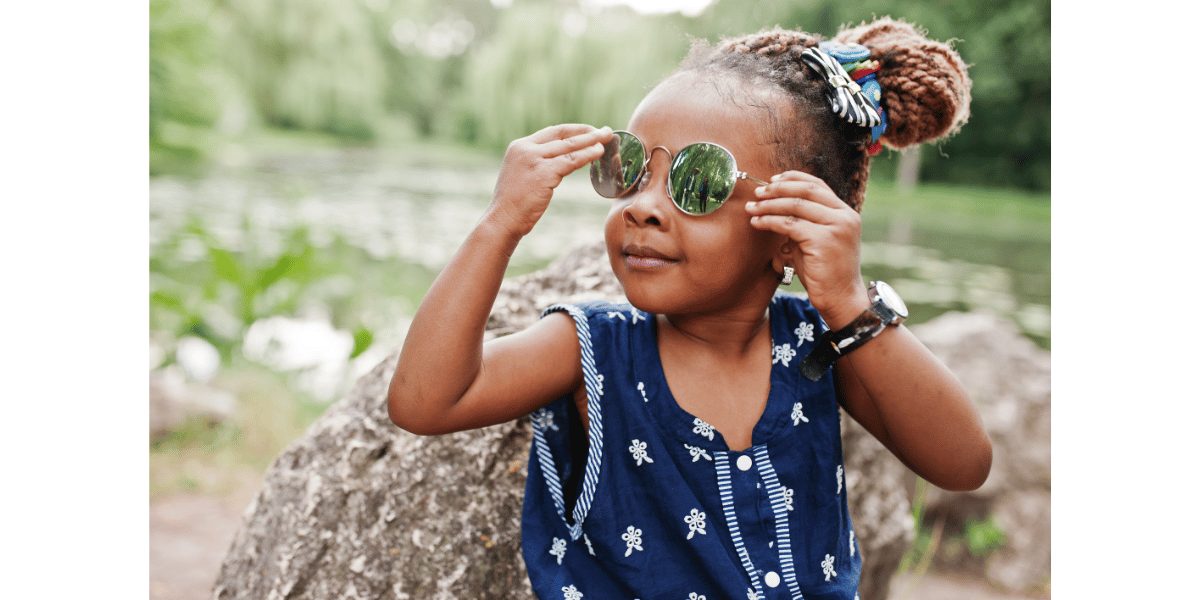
[675, 17, 971, 212]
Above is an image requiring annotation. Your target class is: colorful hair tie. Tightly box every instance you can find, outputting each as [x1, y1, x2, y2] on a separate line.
[803, 42, 889, 155]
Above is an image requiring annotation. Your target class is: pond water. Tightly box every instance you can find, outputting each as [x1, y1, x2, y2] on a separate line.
[150, 146, 1049, 399]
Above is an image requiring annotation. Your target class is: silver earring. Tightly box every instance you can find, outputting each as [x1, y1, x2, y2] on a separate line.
[781, 266, 794, 285]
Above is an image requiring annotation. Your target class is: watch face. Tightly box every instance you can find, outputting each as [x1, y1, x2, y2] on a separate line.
[874, 282, 908, 319]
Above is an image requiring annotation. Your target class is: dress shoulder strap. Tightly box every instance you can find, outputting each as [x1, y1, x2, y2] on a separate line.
[535, 302, 612, 540]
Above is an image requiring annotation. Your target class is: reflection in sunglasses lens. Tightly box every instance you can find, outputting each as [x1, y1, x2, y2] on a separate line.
[590, 134, 739, 215]
[669, 143, 735, 215]
[590, 132, 645, 198]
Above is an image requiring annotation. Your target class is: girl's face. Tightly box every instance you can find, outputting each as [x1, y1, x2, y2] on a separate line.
[604, 74, 787, 318]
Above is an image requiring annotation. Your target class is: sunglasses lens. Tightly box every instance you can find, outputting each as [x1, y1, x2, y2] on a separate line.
[667, 143, 738, 215]
[590, 131, 645, 198]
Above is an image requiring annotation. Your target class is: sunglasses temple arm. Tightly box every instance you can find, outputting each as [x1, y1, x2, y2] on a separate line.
[738, 172, 770, 186]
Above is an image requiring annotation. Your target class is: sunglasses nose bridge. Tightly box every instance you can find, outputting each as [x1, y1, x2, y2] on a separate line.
[621, 146, 675, 226]
[641, 145, 673, 181]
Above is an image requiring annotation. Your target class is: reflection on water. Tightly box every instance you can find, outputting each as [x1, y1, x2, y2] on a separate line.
[150, 147, 1049, 399]
[150, 149, 606, 272]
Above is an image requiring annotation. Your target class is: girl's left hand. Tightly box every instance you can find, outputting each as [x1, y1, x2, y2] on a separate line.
[745, 170, 869, 329]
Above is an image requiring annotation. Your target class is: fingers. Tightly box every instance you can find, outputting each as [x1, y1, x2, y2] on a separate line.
[744, 170, 859, 237]
[753, 170, 846, 212]
[515, 124, 612, 176]
[528, 123, 604, 144]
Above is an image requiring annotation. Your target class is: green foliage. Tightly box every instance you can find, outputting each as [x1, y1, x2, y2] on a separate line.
[148, 0, 1051, 186]
[964, 515, 1007, 557]
[351, 324, 374, 359]
[456, 5, 688, 148]
[149, 0, 222, 172]
[897, 479, 1010, 576]
[150, 218, 331, 362]
[220, 0, 388, 139]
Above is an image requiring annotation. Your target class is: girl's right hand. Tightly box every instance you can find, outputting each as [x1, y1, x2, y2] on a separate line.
[485, 124, 612, 239]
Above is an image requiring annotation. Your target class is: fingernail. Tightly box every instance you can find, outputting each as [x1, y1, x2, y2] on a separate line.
[746, 201, 757, 210]
[771, 174, 781, 182]
[755, 186, 765, 197]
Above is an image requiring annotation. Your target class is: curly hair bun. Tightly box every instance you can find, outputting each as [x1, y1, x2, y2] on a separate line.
[835, 17, 972, 149]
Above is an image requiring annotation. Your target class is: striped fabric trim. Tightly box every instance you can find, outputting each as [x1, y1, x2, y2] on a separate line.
[714, 452, 764, 595]
[539, 304, 606, 541]
[754, 446, 805, 599]
[531, 408, 567, 525]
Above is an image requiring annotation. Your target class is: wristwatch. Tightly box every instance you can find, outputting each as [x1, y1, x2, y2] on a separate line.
[798, 281, 908, 381]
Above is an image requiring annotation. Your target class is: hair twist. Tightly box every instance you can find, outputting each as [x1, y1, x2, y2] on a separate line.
[835, 17, 972, 149]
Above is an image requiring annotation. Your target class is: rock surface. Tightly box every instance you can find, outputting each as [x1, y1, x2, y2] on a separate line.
[214, 242, 1048, 599]
[908, 312, 1052, 593]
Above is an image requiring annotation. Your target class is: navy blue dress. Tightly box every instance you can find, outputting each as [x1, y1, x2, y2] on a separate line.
[522, 293, 862, 600]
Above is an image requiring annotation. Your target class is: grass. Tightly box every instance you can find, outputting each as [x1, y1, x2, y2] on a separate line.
[863, 179, 1050, 242]
[149, 362, 327, 499]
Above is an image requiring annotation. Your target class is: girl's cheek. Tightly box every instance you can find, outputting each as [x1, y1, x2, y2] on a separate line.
[604, 203, 625, 241]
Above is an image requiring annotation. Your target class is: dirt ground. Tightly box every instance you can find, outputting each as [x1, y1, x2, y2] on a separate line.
[150, 481, 1046, 600]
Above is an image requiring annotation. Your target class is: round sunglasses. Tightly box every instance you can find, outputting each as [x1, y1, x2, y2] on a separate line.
[589, 131, 769, 216]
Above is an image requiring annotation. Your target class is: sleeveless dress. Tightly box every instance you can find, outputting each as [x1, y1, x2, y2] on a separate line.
[522, 293, 862, 600]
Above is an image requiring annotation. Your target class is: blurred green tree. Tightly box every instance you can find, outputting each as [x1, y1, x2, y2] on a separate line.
[455, 4, 692, 149]
[148, 0, 1050, 192]
[218, 0, 388, 139]
[150, 0, 224, 173]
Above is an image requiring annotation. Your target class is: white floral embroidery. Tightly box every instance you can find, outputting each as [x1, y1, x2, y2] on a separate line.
[549, 537, 567, 564]
[782, 486, 794, 511]
[684, 508, 707, 539]
[532, 408, 559, 432]
[692, 418, 715, 441]
[837, 465, 844, 494]
[630, 310, 644, 324]
[628, 439, 653, 466]
[822, 554, 837, 581]
[621, 525, 643, 557]
[606, 311, 626, 321]
[849, 530, 856, 556]
[794, 322, 815, 344]
[791, 402, 809, 425]
[747, 589, 761, 600]
[688, 594, 706, 600]
[772, 342, 797, 366]
[584, 534, 595, 556]
[637, 381, 649, 402]
[562, 584, 583, 600]
[684, 444, 712, 462]
[595, 374, 604, 396]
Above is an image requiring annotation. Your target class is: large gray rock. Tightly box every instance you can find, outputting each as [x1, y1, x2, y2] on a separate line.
[213, 243, 936, 599]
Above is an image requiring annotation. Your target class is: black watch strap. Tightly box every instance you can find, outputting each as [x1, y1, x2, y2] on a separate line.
[798, 309, 884, 381]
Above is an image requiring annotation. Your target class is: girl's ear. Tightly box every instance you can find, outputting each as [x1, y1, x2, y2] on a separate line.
[771, 238, 799, 276]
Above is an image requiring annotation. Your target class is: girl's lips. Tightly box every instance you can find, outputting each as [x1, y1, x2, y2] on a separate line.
[623, 244, 676, 269]
[626, 255, 673, 269]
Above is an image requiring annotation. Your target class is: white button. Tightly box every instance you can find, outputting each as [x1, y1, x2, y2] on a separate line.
[736, 455, 753, 471]
[765, 571, 781, 587]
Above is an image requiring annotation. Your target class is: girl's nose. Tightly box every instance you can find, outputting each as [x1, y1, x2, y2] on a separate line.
[622, 148, 673, 227]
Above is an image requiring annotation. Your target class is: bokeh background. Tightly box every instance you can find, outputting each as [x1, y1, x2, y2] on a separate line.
[148, 0, 1049, 598]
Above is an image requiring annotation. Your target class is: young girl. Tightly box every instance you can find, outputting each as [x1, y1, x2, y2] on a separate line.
[389, 17, 991, 600]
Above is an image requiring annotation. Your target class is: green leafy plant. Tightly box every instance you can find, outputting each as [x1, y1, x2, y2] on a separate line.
[964, 515, 1007, 557]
